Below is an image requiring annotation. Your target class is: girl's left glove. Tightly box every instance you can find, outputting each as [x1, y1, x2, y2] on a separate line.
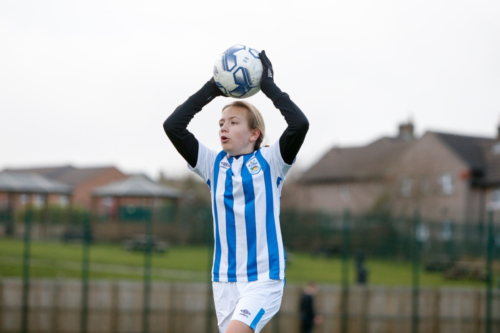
[259, 51, 274, 83]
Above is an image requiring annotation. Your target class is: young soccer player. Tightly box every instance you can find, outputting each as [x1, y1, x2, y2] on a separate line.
[163, 51, 309, 333]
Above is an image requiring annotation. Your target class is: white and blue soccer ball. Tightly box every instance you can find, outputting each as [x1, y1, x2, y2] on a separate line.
[213, 45, 263, 99]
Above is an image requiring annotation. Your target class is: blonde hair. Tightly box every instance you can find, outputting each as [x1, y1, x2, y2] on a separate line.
[222, 101, 266, 150]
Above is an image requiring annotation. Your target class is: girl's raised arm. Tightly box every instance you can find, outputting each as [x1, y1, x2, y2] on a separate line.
[259, 51, 309, 165]
[163, 78, 224, 168]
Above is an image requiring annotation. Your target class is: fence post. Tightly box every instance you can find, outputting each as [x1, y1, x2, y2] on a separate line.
[0, 278, 3, 332]
[485, 210, 494, 333]
[142, 210, 153, 333]
[6, 192, 15, 236]
[110, 282, 119, 333]
[446, 222, 455, 260]
[411, 209, 421, 333]
[80, 213, 91, 333]
[52, 279, 61, 333]
[201, 208, 214, 333]
[21, 205, 33, 333]
[340, 210, 351, 333]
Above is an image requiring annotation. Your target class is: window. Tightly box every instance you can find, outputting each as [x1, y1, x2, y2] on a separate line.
[493, 143, 500, 154]
[416, 224, 430, 242]
[401, 178, 412, 197]
[440, 220, 453, 241]
[19, 194, 30, 205]
[438, 173, 454, 195]
[59, 195, 69, 207]
[491, 189, 500, 206]
[34, 194, 45, 208]
[103, 196, 114, 207]
[340, 187, 350, 201]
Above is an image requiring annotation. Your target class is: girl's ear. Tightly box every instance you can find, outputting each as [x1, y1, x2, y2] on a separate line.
[250, 128, 261, 142]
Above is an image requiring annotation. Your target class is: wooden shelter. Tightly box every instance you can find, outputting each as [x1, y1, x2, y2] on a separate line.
[91, 175, 181, 241]
[0, 171, 73, 236]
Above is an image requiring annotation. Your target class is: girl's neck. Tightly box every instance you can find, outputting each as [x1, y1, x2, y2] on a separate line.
[227, 145, 256, 157]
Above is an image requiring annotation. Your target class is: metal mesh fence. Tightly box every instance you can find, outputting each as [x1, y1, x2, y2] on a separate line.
[0, 205, 499, 333]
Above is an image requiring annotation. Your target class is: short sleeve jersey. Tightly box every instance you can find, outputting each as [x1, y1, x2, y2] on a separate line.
[190, 140, 293, 282]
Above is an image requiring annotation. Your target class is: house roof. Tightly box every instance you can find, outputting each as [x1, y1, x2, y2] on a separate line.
[92, 175, 181, 198]
[300, 129, 500, 186]
[2, 165, 121, 186]
[0, 172, 72, 194]
[300, 137, 412, 183]
[54, 167, 119, 186]
[3, 165, 75, 179]
[433, 132, 495, 173]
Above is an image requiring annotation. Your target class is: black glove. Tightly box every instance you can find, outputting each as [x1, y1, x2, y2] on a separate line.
[209, 77, 227, 98]
[259, 51, 274, 83]
[190, 77, 227, 106]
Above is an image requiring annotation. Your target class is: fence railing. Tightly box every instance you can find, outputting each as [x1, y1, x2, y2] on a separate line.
[0, 205, 499, 333]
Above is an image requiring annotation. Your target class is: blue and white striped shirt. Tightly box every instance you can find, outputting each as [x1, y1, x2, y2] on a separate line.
[190, 140, 292, 282]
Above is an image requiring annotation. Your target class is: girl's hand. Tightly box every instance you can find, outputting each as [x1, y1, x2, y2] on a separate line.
[209, 77, 227, 98]
[259, 51, 274, 83]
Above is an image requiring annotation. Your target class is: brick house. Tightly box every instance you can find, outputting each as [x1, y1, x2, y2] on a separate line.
[1, 165, 128, 209]
[293, 123, 500, 224]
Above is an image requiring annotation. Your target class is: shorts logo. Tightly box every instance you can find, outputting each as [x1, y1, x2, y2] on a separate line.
[220, 161, 230, 169]
[246, 157, 261, 175]
[240, 309, 251, 317]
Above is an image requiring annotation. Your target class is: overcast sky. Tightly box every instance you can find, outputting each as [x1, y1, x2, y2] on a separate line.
[1, 1, 499, 179]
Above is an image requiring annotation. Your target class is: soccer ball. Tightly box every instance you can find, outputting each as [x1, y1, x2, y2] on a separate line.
[213, 45, 263, 99]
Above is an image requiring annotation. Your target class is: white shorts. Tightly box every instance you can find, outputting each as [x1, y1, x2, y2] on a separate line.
[212, 279, 284, 333]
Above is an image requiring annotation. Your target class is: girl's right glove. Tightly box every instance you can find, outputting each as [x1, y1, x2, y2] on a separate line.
[209, 77, 227, 98]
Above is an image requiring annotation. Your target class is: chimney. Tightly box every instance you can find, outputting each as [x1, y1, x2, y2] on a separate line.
[398, 121, 414, 141]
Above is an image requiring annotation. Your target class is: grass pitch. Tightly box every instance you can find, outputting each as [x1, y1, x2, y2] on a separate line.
[0, 238, 494, 287]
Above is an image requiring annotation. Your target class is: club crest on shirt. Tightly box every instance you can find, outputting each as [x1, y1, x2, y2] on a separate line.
[246, 157, 261, 175]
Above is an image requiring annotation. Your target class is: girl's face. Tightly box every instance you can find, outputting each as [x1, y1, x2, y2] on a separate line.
[219, 106, 260, 156]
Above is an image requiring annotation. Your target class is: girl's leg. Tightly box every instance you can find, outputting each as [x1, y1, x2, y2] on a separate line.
[213, 282, 239, 333]
[226, 320, 254, 333]
[229, 280, 284, 333]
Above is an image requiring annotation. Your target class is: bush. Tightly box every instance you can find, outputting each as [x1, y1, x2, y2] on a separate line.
[14, 204, 90, 226]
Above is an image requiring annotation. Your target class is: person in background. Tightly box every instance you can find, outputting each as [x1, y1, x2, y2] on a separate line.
[299, 281, 323, 333]
[355, 251, 369, 285]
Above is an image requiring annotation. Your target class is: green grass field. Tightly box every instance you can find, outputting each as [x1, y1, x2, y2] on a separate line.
[0, 239, 495, 287]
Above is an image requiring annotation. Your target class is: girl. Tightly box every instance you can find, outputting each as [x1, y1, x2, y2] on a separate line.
[164, 51, 309, 333]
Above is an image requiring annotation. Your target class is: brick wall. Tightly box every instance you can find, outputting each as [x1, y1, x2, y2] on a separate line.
[289, 132, 491, 222]
[294, 181, 389, 214]
[388, 132, 471, 222]
[72, 168, 128, 209]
